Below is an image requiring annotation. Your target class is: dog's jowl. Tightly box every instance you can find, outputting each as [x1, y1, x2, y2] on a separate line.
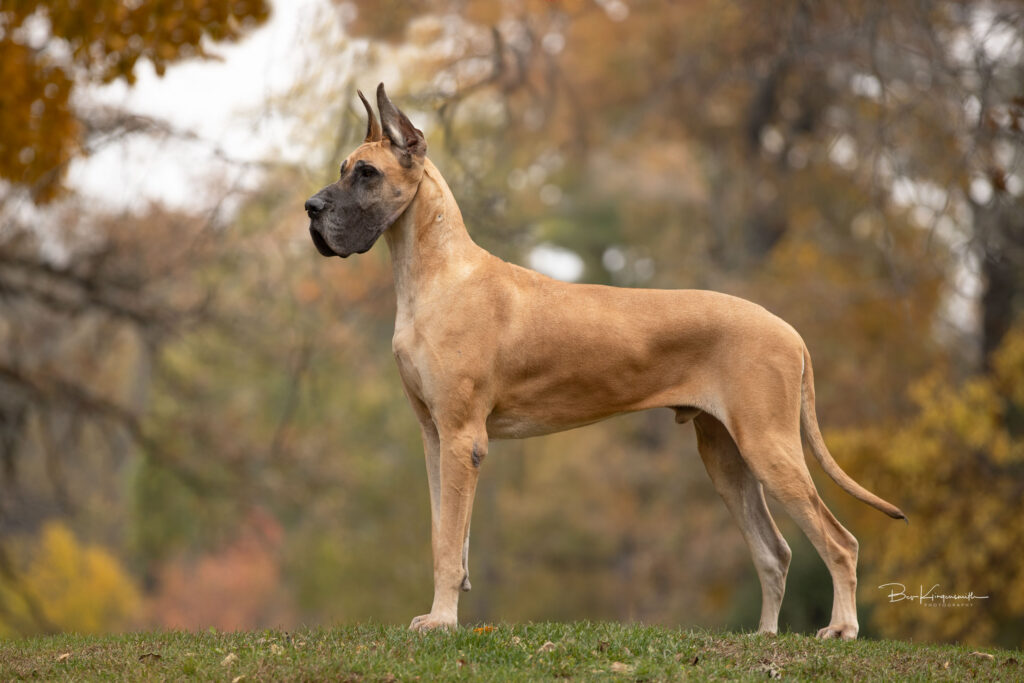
[305, 84, 906, 639]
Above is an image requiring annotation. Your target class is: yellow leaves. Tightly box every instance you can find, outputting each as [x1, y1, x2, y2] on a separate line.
[836, 325, 1024, 644]
[993, 325, 1024, 407]
[28, 522, 141, 634]
[0, 522, 141, 636]
[0, 37, 78, 201]
[903, 366, 1018, 467]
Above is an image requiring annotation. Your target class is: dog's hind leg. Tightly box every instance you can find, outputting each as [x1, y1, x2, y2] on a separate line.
[730, 425, 861, 640]
[693, 413, 791, 634]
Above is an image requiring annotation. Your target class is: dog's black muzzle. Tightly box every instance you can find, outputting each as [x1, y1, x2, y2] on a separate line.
[305, 195, 343, 257]
[309, 225, 339, 257]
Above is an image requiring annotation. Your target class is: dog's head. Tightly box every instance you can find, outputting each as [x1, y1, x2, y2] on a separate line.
[305, 84, 427, 258]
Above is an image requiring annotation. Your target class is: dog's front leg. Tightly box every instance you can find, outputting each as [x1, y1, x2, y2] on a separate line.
[418, 421, 441, 568]
[410, 428, 485, 631]
[420, 422, 471, 591]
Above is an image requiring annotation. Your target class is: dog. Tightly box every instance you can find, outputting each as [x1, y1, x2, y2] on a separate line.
[304, 84, 906, 639]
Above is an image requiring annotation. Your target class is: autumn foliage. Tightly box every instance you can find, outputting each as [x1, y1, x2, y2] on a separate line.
[833, 326, 1024, 644]
[0, 0, 269, 199]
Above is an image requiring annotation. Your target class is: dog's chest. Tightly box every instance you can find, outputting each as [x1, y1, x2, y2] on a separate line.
[391, 322, 457, 404]
[392, 325, 425, 396]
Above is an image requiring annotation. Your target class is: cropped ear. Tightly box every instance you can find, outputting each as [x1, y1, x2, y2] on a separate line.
[376, 83, 426, 163]
[358, 89, 382, 143]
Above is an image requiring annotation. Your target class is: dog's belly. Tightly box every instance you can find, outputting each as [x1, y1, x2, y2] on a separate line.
[485, 356, 702, 440]
[485, 409, 625, 440]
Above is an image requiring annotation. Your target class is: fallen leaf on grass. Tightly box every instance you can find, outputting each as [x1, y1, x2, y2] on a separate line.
[537, 641, 556, 653]
[270, 643, 284, 655]
[457, 658, 467, 669]
[56, 653, 71, 662]
[1005, 658, 1019, 666]
[138, 652, 162, 662]
[231, 676, 246, 683]
[473, 625, 495, 634]
[690, 654, 700, 665]
[610, 661, 633, 674]
[221, 653, 238, 666]
[941, 661, 950, 669]
[757, 662, 782, 679]
[970, 651, 995, 661]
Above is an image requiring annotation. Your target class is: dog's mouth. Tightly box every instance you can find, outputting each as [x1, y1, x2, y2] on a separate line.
[308, 207, 404, 259]
[309, 226, 347, 258]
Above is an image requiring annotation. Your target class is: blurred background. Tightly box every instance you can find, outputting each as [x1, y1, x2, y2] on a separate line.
[1, 0, 1022, 647]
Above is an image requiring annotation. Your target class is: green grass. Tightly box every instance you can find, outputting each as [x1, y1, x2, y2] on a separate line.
[1, 622, 1020, 681]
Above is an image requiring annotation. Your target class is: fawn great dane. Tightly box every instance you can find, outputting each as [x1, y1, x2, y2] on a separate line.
[304, 84, 906, 639]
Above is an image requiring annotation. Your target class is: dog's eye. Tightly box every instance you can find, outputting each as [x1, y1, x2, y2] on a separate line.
[358, 164, 379, 179]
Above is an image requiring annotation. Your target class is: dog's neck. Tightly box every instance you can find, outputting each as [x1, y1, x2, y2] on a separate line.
[385, 158, 485, 324]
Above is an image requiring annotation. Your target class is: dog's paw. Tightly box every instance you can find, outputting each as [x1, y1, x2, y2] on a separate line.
[409, 613, 457, 631]
[815, 624, 858, 640]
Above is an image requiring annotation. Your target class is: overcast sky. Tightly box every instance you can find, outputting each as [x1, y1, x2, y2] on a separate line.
[68, 0, 323, 210]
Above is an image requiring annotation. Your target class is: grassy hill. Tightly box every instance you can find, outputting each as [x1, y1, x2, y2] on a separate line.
[1, 622, 1020, 681]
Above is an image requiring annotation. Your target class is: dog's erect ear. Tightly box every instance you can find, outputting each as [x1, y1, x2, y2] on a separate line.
[376, 83, 426, 162]
[358, 89, 381, 143]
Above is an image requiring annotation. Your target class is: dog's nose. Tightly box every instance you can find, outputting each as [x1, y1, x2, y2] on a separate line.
[305, 197, 325, 215]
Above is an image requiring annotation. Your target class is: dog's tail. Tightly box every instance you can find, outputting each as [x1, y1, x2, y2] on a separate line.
[800, 347, 907, 521]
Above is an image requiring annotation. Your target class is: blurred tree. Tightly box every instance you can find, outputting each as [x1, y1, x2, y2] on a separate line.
[0, 0, 270, 635]
[0, 0, 270, 201]
[0, 201, 232, 633]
